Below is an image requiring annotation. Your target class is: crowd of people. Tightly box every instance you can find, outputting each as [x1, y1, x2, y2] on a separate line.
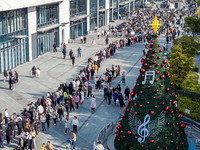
[0, 3, 192, 149]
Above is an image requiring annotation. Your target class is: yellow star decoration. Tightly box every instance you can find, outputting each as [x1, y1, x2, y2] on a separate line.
[150, 15, 161, 34]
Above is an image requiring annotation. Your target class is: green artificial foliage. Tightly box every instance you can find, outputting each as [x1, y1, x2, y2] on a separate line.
[114, 34, 188, 150]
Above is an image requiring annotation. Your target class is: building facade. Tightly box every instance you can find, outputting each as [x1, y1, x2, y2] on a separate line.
[0, 0, 135, 73]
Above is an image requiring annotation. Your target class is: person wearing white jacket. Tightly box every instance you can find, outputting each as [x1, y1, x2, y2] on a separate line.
[72, 116, 79, 134]
[64, 115, 71, 135]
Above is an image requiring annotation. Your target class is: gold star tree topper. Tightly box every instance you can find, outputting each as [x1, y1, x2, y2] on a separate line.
[150, 15, 161, 34]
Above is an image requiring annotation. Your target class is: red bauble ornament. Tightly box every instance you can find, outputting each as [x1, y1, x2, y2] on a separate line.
[170, 133, 173, 136]
[182, 142, 184, 145]
[154, 50, 157, 53]
[160, 85, 163, 87]
[148, 44, 151, 48]
[169, 99, 172, 102]
[180, 114, 183, 118]
[155, 89, 159, 92]
[153, 96, 156, 99]
[162, 102, 165, 105]
[181, 132, 183, 134]
[165, 147, 168, 150]
[158, 44, 161, 47]
[172, 101, 176, 105]
[134, 103, 137, 106]
[177, 123, 179, 126]
[127, 109, 129, 112]
[146, 58, 149, 61]
[161, 64, 164, 66]
[148, 86, 151, 88]
[142, 74, 145, 77]
[157, 146, 160, 149]
[135, 136, 138, 139]
[147, 101, 150, 104]
[140, 91, 143, 94]
[180, 123, 186, 128]
[164, 106, 169, 111]
[171, 141, 174, 143]
[144, 63, 147, 66]
[118, 139, 120, 141]
[137, 83, 140, 86]
[153, 61, 156, 64]
[175, 94, 178, 98]
[154, 105, 158, 108]
[152, 54, 154, 57]
[156, 71, 160, 74]
[164, 136, 167, 139]
[163, 111, 166, 113]
[171, 110, 174, 114]
[141, 145, 144, 148]
[141, 62, 144, 65]
[161, 75, 165, 78]
[150, 111, 154, 115]
[156, 35, 159, 37]
[163, 60, 167, 64]
[156, 64, 160, 67]
[128, 131, 131, 134]
[165, 65, 168, 68]
[171, 93, 174, 96]
[177, 131, 180, 134]
[136, 77, 139, 81]
[115, 131, 118, 134]
[172, 123, 175, 126]
[150, 43, 153, 46]
[152, 40, 155, 43]
[149, 48, 152, 51]
[155, 78, 159, 82]
[117, 134, 119, 136]
[116, 126, 120, 130]
[141, 69, 145, 72]
[135, 112, 138, 115]
[160, 49, 163, 52]
[123, 136, 126, 138]
[150, 139, 154, 143]
[149, 65, 152, 68]
[141, 58, 145, 62]
[167, 122, 170, 125]
[166, 88, 170, 91]
[121, 130, 123, 133]
[130, 92, 134, 96]
[157, 56, 161, 59]
[140, 105, 142, 107]
[176, 147, 179, 150]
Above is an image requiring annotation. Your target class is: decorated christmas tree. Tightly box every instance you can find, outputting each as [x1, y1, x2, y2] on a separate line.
[114, 16, 188, 150]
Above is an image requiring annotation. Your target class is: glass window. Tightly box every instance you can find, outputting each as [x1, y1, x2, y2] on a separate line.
[70, 0, 87, 18]
[99, 0, 105, 9]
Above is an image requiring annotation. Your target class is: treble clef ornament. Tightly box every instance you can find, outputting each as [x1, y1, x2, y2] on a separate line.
[137, 114, 150, 143]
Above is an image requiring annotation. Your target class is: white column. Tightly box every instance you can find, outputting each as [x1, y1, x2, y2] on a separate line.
[128, 0, 131, 15]
[133, 0, 135, 11]
[97, 0, 99, 28]
[111, 0, 114, 21]
[105, 0, 110, 25]
[117, 0, 119, 19]
[59, 0, 70, 44]
[87, 0, 90, 32]
[28, 7, 37, 61]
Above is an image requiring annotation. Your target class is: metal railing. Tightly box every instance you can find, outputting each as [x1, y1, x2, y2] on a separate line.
[96, 120, 121, 145]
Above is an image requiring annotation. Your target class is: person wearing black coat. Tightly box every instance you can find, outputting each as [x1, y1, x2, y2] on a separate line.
[91, 68, 95, 80]
[0, 128, 4, 148]
[6, 126, 12, 144]
[124, 86, 130, 100]
[104, 86, 108, 101]
[107, 89, 112, 105]
[16, 118, 23, 135]
[57, 106, 64, 121]
[46, 113, 50, 128]
[118, 93, 125, 114]
[69, 82, 73, 95]
[8, 120, 15, 138]
[29, 137, 35, 150]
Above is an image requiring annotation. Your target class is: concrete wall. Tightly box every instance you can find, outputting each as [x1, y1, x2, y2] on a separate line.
[28, 7, 37, 61]
[59, 0, 70, 45]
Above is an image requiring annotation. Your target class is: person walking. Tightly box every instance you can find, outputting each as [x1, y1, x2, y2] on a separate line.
[0, 113, 3, 129]
[77, 47, 81, 57]
[74, 94, 80, 109]
[46, 113, 50, 128]
[53, 43, 57, 52]
[63, 47, 66, 59]
[124, 86, 130, 100]
[4, 109, 9, 125]
[64, 115, 71, 135]
[72, 116, 79, 134]
[72, 54, 75, 67]
[69, 95, 75, 112]
[70, 131, 76, 150]
[105, 36, 109, 45]
[92, 39, 95, 47]
[15, 70, 19, 82]
[3, 70, 8, 82]
[90, 96, 96, 112]
[122, 72, 125, 85]
[113, 90, 119, 106]
[52, 109, 58, 125]
[104, 86, 108, 101]
[57, 106, 64, 121]
[6, 126, 12, 144]
[0, 128, 4, 148]
[118, 93, 125, 114]
[40, 114, 46, 131]
[87, 83, 92, 98]
[83, 85, 87, 98]
[107, 89, 112, 105]
[36, 68, 41, 78]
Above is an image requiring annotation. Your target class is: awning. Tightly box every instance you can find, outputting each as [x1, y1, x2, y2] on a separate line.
[109, 6, 116, 9]
[12, 35, 28, 39]
[119, 1, 130, 6]
[37, 23, 61, 32]
[70, 14, 90, 22]
[99, 8, 107, 12]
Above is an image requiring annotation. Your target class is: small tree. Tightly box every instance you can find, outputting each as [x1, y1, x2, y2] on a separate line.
[184, 17, 200, 37]
[167, 45, 194, 89]
[173, 35, 200, 57]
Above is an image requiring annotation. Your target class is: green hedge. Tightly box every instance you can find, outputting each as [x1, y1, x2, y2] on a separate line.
[177, 72, 200, 122]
